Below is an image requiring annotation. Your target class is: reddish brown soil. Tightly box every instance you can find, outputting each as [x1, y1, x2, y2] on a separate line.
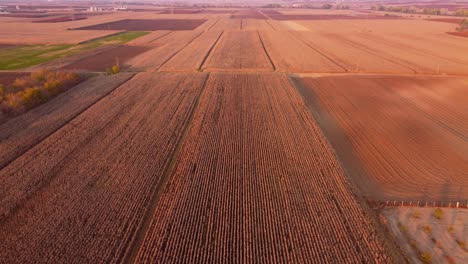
[132, 73, 393, 262]
[448, 31, 468, 38]
[159, 9, 201, 14]
[230, 10, 268, 19]
[0, 73, 208, 263]
[260, 10, 283, 15]
[33, 15, 87, 23]
[295, 75, 468, 202]
[0, 13, 49, 18]
[270, 14, 403, 20]
[62, 45, 149, 72]
[74, 19, 207, 31]
[427, 18, 465, 24]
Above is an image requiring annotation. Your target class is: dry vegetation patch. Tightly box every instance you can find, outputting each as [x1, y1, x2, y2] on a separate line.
[382, 207, 468, 264]
[0, 69, 81, 115]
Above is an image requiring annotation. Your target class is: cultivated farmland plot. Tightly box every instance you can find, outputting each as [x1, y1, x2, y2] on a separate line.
[294, 75, 468, 202]
[203, 31, 274, 72]
[0, 73, 207, 263]
[258, 30, 346, 73]
[132, 73, 394, 263]
[1, 5, 468, 263]
[128, 31, 203, 70]
[160, 31, 222, 72]
[0, 73, 133, 169]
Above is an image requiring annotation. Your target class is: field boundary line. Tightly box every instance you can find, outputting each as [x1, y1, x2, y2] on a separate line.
[199, 31, 224, 71]
[206, 18, 221, 31]
[257, 31, 276, 71]
[156, 32, 205, 71]
[148, 31, 173, 44]
[330, 34, 418, 74]
[290, 32, 349, 73]
[287, 74, 408, 264]
[122, 73, 211, 264]
[0, 73, 135, 172]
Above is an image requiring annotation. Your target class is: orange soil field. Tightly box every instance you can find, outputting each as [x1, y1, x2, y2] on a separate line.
[160, 31, 222, 72]
[294, 75, 468, 202]
[203, 31, 274, 72]
[297, 20, 468, 74]
[0, 73, 208, 263]
[258, 30, 346, 73]
[208, 18, 241, 31]
[291, 31, 413, 73]
[132, 73, 393, 263]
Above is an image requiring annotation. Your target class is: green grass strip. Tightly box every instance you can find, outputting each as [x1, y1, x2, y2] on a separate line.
[0, 31, 149, 70]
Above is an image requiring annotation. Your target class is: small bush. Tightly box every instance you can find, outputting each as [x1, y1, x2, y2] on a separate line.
[21, 87, 46, 109]
[12, 78, 29, 90]
[106, 64, 120, 75]
[31, 68, 48, 82]
[412, 210, 421, 219]
[433, 208, 443, 219]
[420, 252, 432, 263]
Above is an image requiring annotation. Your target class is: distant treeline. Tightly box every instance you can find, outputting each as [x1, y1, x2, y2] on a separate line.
[372, 5, 468, 17]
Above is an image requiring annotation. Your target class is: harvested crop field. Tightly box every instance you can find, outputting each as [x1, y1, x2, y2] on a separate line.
[203, 31, 273, 72]
[62, 45, 149, 71]
[131, 72, 393, 263]
[75, 19, 207, 31]
[294, 75, 468, 202]
[0, 74, 133, 165]
[0, 72, 208, 263]
[128, 31, 202, 69]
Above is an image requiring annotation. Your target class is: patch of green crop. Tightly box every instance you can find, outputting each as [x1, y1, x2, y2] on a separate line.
[0, 31, 149, 70]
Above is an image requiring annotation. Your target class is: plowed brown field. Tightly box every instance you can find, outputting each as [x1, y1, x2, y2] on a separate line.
[131, 73, 393, 263]
[62, 45, 149, 71]
[0, 72, 208, 263]
[203, 31, 274, 72]
[295, 75, 468, 202]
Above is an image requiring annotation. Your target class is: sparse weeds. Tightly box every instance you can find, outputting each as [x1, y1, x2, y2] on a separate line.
[412, 210, 421, 219]
[420, 252, 432, 263]
[433, 208, 443, 220]
[422, 225, 432, 234]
